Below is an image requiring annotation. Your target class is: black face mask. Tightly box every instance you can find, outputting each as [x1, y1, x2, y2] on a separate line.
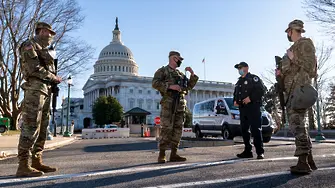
[287, 34, 292, 42]
[176, 60, 182, 67]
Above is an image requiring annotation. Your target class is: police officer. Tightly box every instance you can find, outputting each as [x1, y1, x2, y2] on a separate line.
[233, 62, 266, 159]
[152, 51, 199, 163]
[17, 22, 62, 177]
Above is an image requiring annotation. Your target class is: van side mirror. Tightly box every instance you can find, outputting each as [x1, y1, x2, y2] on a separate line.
[216, 105, 228, 115]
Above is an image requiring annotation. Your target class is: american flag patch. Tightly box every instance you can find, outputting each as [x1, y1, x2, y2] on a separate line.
[24, 45, 32, 50]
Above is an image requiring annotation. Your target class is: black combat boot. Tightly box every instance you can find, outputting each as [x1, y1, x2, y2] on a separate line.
[236, 151, 253, 158]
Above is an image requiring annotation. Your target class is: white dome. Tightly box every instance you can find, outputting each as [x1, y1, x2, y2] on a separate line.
[98, 43, 134, 60]
[92, 17, 139, 78]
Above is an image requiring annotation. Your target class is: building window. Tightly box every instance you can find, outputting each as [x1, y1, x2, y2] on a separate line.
[139, 90, 142, 94]
[147, 90, 151, 94]
[147, 104, 151, 110]
[107, 66, 109, 71]
[156, 102, 160, 110]
[138, 99, 144, 108]
[126, 67, 128, 72]
[130, 89, 133, 93]
[123, 66, 125, 72]
[156, 91, 159, 95]
[119, 66, 121, 71]
[80, 105, 83, 110]
[129, 100, 134, 108]
[111, 66, 113, 71]
[118, 52, 120, 55]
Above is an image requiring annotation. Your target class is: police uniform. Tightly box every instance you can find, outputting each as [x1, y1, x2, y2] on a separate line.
[233, 62, 266, 159]
[16, 22, 58, 177]
[152, 51, 199, 163]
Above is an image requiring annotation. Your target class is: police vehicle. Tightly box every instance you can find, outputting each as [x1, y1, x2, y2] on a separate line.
[192, 97, 275, 143]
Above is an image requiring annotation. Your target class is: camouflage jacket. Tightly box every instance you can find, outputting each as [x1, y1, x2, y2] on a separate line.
[19, 37, 57, 95]
[152, 65, 199, 105]
[281, 37, 317, 94]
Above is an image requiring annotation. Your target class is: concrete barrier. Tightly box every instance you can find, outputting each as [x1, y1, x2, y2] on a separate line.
[182, 128, 195, 138]
[82, 128, 130, 139]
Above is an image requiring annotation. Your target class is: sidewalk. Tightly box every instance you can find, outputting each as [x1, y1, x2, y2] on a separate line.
[0, 134, 77, 159]
[233, 136, 335, 144]
[271, 136, 335, 143]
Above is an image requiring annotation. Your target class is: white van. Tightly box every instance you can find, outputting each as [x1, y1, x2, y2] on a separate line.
[192, 97, 276, 143]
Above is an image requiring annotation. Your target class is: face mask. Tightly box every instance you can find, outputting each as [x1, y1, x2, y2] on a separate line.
[38, 35, 54, 47]
[239, 69, 244, 76]
[176, 59, 182, 67]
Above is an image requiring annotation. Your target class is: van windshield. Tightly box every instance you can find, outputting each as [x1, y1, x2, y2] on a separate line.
[224, 98, 239, 110]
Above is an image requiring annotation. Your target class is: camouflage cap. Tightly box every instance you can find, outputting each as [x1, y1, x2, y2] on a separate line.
[285, 19, 305, 33]
[169, 51, 184, 60]
[35, 22, 56, 35]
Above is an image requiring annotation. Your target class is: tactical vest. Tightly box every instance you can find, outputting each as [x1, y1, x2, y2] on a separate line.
[19, 39, 55, 83]
[160, 66, 188, 97]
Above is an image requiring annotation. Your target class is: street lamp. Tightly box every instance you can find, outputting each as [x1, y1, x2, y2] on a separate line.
[60, 96, 65, 135]
[315, 78, 326, 142]
[47, 46, 57, 140]
[63, 75, 73, 137]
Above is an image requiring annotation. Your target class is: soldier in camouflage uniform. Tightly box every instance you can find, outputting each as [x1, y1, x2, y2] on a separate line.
[152, 51, 199, 163]
[277, 20, 317, 174]
[16, 22, 62, 177]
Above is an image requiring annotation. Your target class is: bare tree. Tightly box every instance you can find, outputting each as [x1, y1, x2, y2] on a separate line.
[0, 0, 94, 130]
[304, 0, 335, 37]
[308, 42, 334, 129]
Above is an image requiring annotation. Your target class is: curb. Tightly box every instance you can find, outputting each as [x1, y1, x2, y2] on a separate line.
[0, 136, 77, 159]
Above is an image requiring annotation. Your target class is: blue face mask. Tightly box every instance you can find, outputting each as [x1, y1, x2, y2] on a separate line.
[239, 69, 244, 76]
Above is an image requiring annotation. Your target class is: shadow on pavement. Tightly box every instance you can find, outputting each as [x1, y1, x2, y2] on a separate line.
[0, 158, 302, 188]
[83, 141, 159, 153]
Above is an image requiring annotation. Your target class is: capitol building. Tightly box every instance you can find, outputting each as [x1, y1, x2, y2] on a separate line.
[60, 18, 234, 130]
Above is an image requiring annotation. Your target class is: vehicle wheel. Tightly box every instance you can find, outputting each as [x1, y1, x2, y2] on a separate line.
[263, 136, 271, 143]
[0, 125, 6, 134]
[195, 127, 203, 139]
[222, 127, 232, 140]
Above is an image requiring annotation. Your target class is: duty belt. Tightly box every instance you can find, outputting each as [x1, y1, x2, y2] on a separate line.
[165, 90, 185, 99]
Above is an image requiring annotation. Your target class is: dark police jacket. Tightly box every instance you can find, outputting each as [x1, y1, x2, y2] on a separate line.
[233, 72, 266, 106]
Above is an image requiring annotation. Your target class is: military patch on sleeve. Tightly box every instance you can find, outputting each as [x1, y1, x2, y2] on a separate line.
[24, 45, 33, 51]
[23, 44, 38, 59]
[253, 76, 259, 82]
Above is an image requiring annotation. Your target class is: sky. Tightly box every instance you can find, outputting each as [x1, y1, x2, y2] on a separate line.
[55, 0, 334, 108]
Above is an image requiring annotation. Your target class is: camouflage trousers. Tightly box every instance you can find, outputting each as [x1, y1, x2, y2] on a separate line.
[158, 98, 186, 150]
[287, 99, 312, 156]
[18, 89, 51, 161]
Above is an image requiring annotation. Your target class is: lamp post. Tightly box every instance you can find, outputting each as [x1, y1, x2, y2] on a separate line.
[315, 78, 326, 142]
[63, 75, 73, 137]
[60, 96, 65, 135]
[48, 46, 57, 140]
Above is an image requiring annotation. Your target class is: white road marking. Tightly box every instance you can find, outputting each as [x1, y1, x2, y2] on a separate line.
[143, 166, 335, 188]
[1, 153, 335, 185]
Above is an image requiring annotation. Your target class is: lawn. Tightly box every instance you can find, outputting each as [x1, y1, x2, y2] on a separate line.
[1, 130, 21, 136]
